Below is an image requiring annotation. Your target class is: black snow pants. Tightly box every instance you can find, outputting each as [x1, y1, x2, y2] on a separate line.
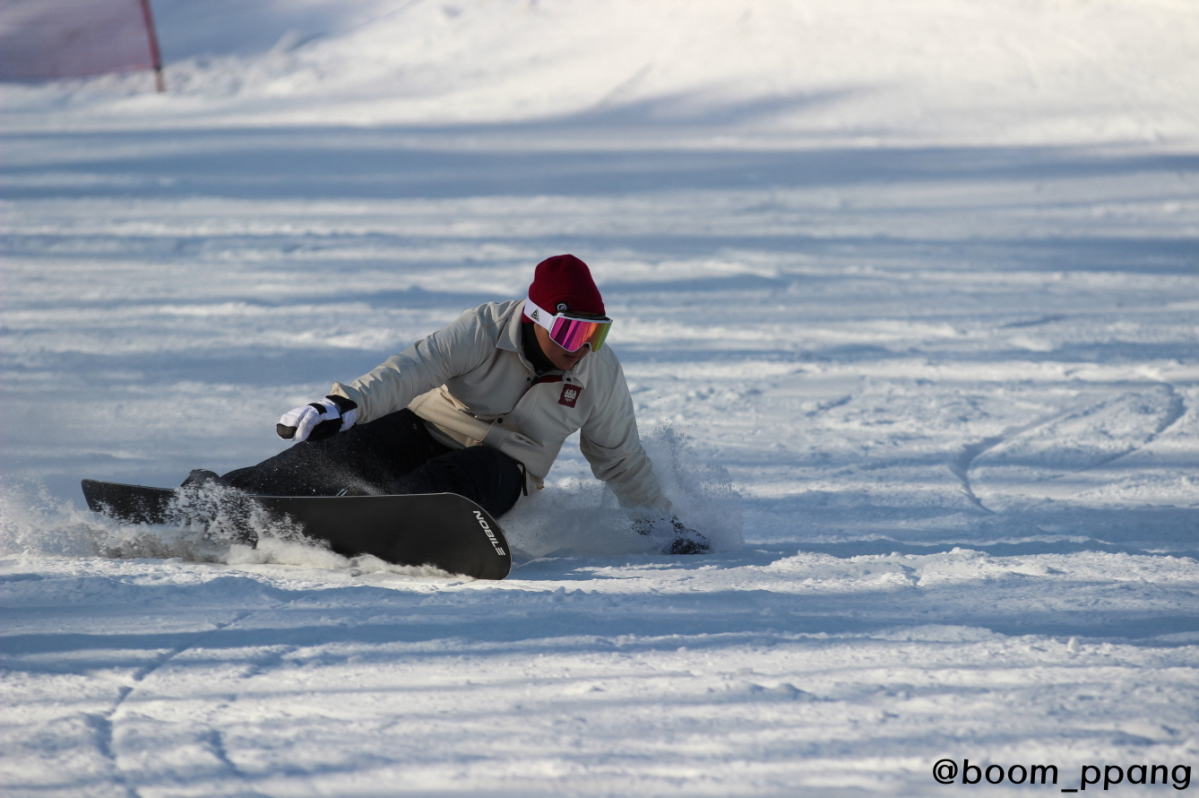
[219, 409, 524, 519]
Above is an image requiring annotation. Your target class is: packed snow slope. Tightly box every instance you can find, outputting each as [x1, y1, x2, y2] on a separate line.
[2, 1, 1199, 795]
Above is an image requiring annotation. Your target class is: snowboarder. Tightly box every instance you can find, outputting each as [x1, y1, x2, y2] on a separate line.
[195, 254, 708, 555]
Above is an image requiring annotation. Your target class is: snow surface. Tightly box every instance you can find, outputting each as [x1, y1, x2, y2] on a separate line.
[2, 0, 1199, 795]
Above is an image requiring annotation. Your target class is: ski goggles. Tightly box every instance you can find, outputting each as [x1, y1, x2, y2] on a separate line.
[524, 298, 612, 353]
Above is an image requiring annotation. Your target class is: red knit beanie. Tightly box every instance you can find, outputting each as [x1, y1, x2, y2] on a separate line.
[526, 254, 605, 316]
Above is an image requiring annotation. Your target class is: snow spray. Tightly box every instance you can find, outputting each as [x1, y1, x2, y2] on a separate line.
[0, 479, 344, 569]
[502, 424, 742, 559]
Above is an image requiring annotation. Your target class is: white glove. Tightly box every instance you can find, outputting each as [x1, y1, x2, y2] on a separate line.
[276, 396, 358, 443]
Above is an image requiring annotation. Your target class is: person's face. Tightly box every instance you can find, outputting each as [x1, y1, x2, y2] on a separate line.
[534, 323, 590, 370]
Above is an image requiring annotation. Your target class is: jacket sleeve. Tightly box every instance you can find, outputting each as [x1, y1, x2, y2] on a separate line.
[328, 310, 492, 425]
[578, 357, 672, 512]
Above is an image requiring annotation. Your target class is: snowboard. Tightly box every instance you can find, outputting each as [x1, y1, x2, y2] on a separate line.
[80, 479, 512, 580]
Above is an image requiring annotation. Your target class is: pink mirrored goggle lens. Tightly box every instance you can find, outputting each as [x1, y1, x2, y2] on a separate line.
[549, 315, 611, 353]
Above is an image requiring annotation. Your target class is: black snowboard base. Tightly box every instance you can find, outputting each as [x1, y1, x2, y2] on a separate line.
[81, 479, 512, 580]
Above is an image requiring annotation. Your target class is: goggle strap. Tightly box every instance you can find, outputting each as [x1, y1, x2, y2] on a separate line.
[523, 298, 557, 334]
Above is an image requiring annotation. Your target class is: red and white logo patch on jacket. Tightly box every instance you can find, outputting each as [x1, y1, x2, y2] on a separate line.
[558, 384, 582, 408]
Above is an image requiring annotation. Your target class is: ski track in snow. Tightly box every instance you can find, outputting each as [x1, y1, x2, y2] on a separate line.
[3, 0, 1199, 795]
[954, 381, 1189, 515]
[88, 610, 255, 798]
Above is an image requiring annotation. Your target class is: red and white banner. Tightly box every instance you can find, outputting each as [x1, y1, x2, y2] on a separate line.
[0, 0, 162, 82]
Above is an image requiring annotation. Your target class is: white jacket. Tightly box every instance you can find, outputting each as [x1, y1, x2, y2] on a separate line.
[329, 300, 670, 510]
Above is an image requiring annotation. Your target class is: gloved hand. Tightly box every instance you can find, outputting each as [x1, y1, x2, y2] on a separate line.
[276, 396, 358, 443]
[632, 513, 711, 555]
[668, 522, 710, 555]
